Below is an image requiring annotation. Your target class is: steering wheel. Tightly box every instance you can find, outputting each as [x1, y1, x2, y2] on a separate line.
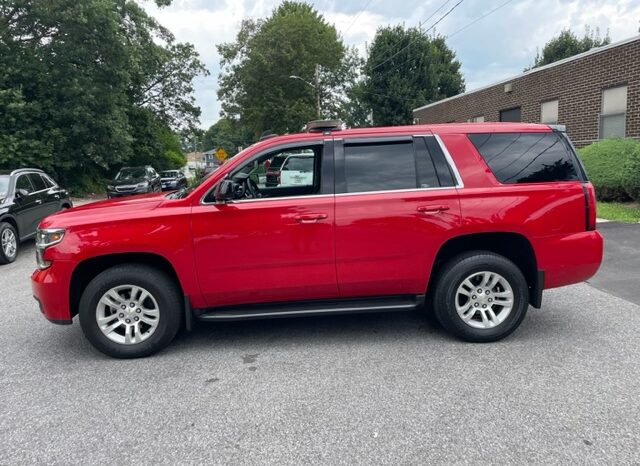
[244, 177, 261, 199]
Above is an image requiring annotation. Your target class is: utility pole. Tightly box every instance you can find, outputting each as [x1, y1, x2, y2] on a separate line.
[314, 64, 321, 119]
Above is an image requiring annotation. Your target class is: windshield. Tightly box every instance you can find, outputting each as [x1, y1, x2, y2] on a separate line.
[116, 168, 146, 180]
[161, 171, 179, 178]
[0, 175, 9, 198]
[283, 156, 313, 172]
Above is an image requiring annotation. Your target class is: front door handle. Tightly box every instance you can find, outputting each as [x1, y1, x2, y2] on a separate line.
[417, 205, 450, 215]
[35, 199, 42, 205]
[294, 213, 328, 223]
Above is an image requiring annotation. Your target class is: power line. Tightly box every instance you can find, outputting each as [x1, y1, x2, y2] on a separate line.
[446, 0, 516, 39]
[369, 0, 465, 71]
[343, 0, 376, 35]
[370, 0, 517, 80]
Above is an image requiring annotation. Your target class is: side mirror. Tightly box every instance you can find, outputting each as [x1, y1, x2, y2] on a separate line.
[14, 189, 29, 200]
[214, 179, 235, 203]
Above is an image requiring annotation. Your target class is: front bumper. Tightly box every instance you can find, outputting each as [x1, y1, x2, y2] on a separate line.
[31, 259, 76, 323]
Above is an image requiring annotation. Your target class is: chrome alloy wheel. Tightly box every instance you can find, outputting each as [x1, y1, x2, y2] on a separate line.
[95, 285, 160, 345]
[1, 228, 17, 259]
[455, 271, 514, 329]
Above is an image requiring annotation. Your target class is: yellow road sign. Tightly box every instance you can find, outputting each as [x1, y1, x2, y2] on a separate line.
[214, 147, 228, 162]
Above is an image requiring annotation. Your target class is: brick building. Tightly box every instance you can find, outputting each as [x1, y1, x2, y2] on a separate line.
[413, 35, 640, 147]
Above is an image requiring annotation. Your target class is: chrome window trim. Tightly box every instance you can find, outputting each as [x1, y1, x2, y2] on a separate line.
[13, 171, 60, 196]
[202, 193, 334, 206]
[433, 134, 464, 188]
[335, 186, 458, 198]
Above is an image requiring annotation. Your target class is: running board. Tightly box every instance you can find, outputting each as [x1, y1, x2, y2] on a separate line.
[195, 295, 424, 322]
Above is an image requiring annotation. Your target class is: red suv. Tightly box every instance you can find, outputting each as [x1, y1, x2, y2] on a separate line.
[32, 122, 603, 358]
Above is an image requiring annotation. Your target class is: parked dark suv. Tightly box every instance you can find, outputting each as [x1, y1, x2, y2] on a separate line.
[160, 170, 187, 191]
[0, 169, 71, 264]
[106, 166, 161, 198]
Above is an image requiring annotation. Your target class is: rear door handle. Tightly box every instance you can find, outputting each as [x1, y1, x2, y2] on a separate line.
[417, 205, 450, 215]
[294, 213, 328, 223]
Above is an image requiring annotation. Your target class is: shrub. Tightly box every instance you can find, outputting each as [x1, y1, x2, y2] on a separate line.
[578, 138, 640, 202]
[622, 144, 640, 202]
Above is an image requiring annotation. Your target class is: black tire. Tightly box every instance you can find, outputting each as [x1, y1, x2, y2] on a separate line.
[433, 251, 529, 342]
[79, 264, 182, 358]
[0, 222, 19, 265]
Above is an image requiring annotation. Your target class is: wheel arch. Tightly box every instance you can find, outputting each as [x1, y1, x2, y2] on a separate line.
[428, 232, 542, 308]
[0, 215, 19, 237]
[69, 252, 184, 318]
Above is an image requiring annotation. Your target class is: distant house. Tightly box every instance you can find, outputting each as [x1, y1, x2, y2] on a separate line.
[413, 35, 640, 148]
[184, 151, 207, 178]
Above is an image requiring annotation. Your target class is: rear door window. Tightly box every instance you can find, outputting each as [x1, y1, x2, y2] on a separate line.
[468, 132, 581, 183]
[343, 141, 417, 193]
[29, 173, 47, 191]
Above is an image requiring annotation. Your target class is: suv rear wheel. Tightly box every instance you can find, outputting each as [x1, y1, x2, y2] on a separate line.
[79, 264, 182, 358]
[433, 251, 529, 342]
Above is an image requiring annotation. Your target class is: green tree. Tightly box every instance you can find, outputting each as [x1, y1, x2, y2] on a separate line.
[217, 1, 359, 138]
[528, 26, 611, 70]
[201, 118, 253, 156]
[362, 26, 465, 126]
[0, 0, 206, 192]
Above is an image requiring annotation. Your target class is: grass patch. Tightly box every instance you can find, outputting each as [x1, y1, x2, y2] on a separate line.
[597, 202, 640, 223]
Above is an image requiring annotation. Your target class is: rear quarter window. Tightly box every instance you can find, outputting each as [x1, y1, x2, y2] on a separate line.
[468, 132, 581, 183]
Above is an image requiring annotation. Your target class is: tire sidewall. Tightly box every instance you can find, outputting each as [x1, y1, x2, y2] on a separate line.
[0, 222, 18, 264]
[79, 265, 181, 358]
[435, 254, 529, 342]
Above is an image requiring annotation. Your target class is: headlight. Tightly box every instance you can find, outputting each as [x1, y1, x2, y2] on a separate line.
[107, 185, 114, 190]
[137, 182, 149, 189]
[35, 228, 65, 270]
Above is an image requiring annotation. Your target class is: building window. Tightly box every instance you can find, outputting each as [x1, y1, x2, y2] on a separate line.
[468, 116, 485, 123]
[600, 86, 627, 139]
[540, 100, 558, 124]
[499, 107, 521, 122]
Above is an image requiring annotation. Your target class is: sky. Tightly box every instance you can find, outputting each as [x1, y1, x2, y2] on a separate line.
[143, 0, 640, 129]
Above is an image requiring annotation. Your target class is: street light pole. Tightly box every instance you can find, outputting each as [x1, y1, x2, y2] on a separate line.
[289, 66, 321, 119]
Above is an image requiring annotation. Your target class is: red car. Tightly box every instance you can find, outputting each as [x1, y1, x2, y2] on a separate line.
[32, 121, 603, 358]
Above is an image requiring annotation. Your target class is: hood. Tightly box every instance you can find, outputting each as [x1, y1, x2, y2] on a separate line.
[39, 193, 166, 229]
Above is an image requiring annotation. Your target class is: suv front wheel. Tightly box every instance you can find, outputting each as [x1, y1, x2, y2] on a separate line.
[79, 264, 182, 358]
[433, 252, 529, 342]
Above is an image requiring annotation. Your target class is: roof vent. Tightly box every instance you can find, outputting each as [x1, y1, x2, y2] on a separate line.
[306, 119, 346, 133]
[504, 83, 513, 93]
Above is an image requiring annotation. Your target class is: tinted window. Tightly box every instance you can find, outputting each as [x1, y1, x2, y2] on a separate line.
[424, 137, 456, 187]
[469, 132, 580, 183]
[29, 173, 47, 191]
[413, 138, 440, 188]
[344, 141, 417, 193]
[15, 175, 34, 193]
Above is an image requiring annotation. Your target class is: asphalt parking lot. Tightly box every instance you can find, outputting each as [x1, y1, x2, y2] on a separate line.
[1, 228, 639, 465]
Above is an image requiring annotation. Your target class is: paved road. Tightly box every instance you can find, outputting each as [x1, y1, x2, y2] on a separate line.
[588, 222, 640, 305]
[1, 241, 639, 465]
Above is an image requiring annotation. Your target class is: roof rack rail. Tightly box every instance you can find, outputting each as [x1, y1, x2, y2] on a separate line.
[306, 119, 346, 134]
[259, 130, 278, 141]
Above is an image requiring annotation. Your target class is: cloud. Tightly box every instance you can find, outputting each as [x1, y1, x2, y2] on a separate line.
[142, 0, 640, 128]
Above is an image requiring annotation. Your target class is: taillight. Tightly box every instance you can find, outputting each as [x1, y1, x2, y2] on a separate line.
[583, 183, 597, 231]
